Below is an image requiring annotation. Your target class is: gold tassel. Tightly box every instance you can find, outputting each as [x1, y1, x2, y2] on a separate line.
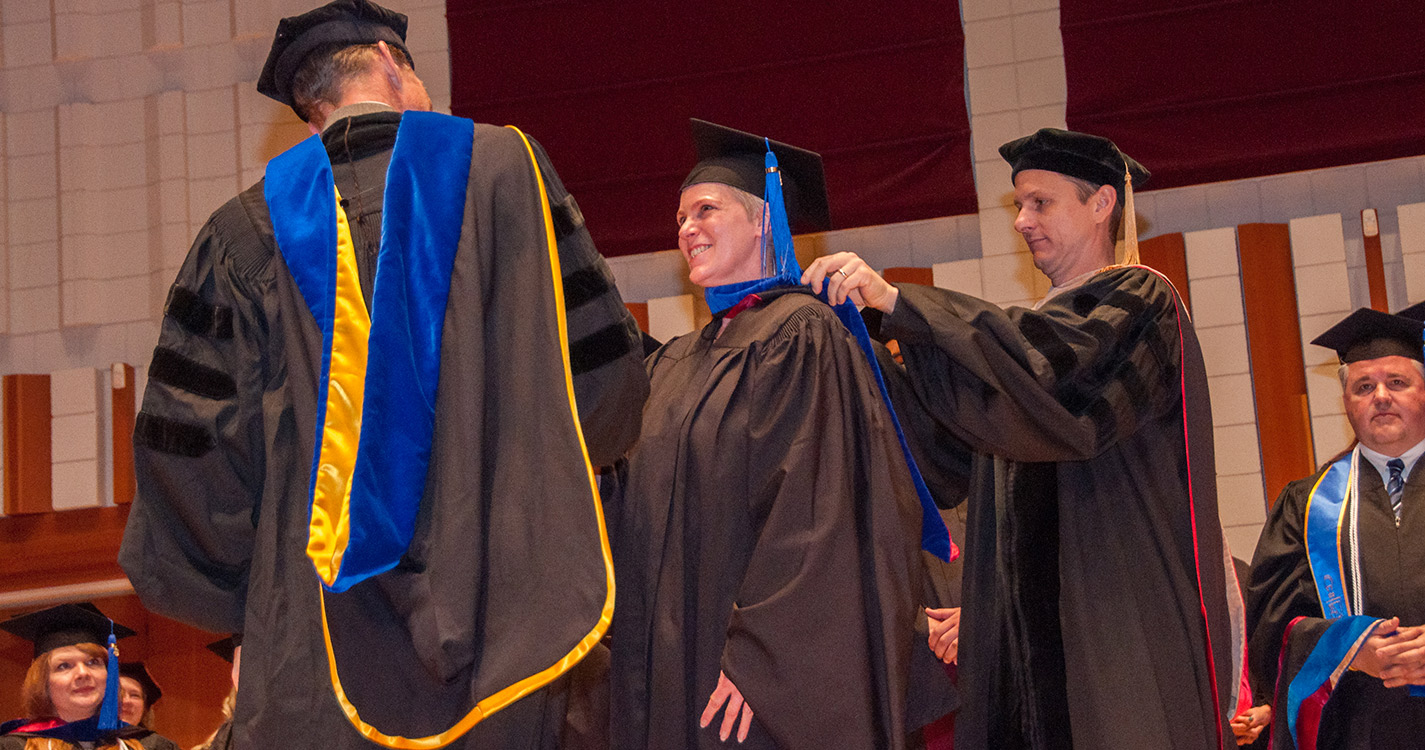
[1122, 159, 1140, 267]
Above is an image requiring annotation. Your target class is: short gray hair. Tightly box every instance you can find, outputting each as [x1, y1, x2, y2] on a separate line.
[290, 43, 412, 123]
[727, 187, 766, 224]
[1338, 358, 1425, 389]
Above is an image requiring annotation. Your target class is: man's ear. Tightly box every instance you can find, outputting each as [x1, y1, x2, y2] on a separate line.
[1094, 183, 1117, 221]
[375, 40, 402, 90]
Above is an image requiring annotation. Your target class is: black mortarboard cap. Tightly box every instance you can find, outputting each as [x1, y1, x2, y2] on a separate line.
[999, 128, 1150, 200]
[681, 119, 832, 234]
[1397, 300, 1425, 322]
[257, 0, 411, 112]
[205, 634, 242, 664]
[0, 603, 136, 660]
[1311, 307, 1425, 363]
[118, 662, 163, 706]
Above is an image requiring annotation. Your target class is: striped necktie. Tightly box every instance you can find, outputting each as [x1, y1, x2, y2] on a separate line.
[1388, 458, 1406, 523]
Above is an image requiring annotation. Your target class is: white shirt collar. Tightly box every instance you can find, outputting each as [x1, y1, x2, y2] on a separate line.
[1359, 436, 1425, 486]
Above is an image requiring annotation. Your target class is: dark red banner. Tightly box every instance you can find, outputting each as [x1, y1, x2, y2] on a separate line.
[1062, 1, 1425, 190]
[448, 1, 975, 257]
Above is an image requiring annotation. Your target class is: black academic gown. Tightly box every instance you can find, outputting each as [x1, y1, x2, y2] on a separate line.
[609, 288, 925, 749]
[119, 113, 648, 749]
[1246, 455, 1425, 749]
[872, 267, 1235, 750]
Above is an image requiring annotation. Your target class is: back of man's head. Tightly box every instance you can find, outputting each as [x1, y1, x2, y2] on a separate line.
[257, 0, 412, 122]
[289, 42, 413, 123]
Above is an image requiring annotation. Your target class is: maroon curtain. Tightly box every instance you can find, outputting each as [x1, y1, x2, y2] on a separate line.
[1062, 0, 1425, 190]
[447, 1, 975, 257]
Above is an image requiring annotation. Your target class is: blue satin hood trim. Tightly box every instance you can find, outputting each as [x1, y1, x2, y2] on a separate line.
[1284, 615, 1381, 745]
[265, 111, 474, 591]
[822, 291, 953, 562]
[3, 716, 110, 743]
[704, 273, 801, 314]
[1305, 453, 1353, 619]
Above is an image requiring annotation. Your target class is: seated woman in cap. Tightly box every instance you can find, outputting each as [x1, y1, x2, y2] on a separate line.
[607, 120, 946, 749]
[0, 604, 178, 750]
[117, 663, 163, 731]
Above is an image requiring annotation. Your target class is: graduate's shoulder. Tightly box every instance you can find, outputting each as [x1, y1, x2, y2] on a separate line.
[1038, 264, 1181, 326]
[746, 288, 852, 346]
[1265, 463, 1335, 524]
[187, 180, 278, 283]
[1096, 264, 1183, 305]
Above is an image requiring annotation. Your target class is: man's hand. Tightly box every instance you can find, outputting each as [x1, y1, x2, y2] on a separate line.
[700, 670, 754, 743]
[801, 252, 899, 313]
[1229, 704, 1271, 746]
[1374, 622, 1425, 688]
[1351, 617, 1425, 688]
[926, 607, 961, 665]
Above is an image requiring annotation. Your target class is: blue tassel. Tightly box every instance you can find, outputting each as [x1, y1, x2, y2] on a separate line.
[97, 626, 119, 730]
[763, 141, 801, 279]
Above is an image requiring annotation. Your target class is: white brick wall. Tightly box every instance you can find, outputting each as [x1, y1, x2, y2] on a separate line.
[0, 0, 450, 378]
[1185, 227, 1266, 554]
[1289, 214, 1355, 463]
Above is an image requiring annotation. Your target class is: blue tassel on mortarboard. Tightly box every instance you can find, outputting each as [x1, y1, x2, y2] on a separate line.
[763, 141, 800, 279]
[96, 625, 119, 731]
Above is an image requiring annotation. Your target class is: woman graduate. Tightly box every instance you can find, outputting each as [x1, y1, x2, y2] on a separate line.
[607, 120, 952, 749]
[116, 663, 163, 731]
[0, 604, 178, 750]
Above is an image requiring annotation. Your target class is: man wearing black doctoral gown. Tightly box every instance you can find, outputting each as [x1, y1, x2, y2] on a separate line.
[608, 122, 934, 749]
[118, 2, 648, 748]
[1246, 305, 1425, 749]
[806, 129, 1238, 749]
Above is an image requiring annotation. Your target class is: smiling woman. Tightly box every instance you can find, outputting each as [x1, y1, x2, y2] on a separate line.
[0, 604, 178, 750]
[608, 120, 941, 749]
[675, 182, 765, 289]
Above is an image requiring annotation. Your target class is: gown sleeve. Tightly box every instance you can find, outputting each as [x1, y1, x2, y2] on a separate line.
[118, 192, 273, 635]
[1245, 479, 1323, 706]
[873, 269, 1183, 463]
[721, 304, 921, 746]
[526, 136, 649, 467]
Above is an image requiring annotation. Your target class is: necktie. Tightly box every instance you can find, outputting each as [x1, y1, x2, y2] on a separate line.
[1387, 458, 1405, 523]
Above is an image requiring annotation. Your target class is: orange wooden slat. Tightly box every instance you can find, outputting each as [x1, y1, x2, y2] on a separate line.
[882, 267, 933, 286]
[1138, 233, 1191, 314]
[625, 302, 650, 333]
[1361, 209, 1389, 312]
[1238, 223, 1316, 504]
[112, 364, 136, 505]
[3, 375, 52, 515]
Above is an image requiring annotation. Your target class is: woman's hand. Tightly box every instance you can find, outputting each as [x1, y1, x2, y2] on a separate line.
[1229, 704, 1270, 745]
[700, 670, 754, 743]
[926, 607, 961, 664]
[801, 252, 899, 312]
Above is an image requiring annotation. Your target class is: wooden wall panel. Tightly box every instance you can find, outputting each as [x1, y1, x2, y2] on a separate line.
[111, 364, 136, 505]
[0, 505, 128, 593]
[882, 267, 934, 286]
[1139, 233, 1191, 313]
[3, 375, 52, 515]
[625, 302, 650, 333]
[1238, 223, 1316, 503]
[1361, 209, 1389, 311]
